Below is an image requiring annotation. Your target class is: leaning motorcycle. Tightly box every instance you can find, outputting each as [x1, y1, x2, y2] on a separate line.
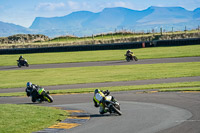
[17, 59, 29, 67]
[125, 53, 138, 62]
[104, 95, 122, 115]
[31, 88, 53, 103]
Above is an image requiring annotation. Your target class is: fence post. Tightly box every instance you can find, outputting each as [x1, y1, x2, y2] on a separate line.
[160, 28, 163, 35]
[184, 26, 187, 33]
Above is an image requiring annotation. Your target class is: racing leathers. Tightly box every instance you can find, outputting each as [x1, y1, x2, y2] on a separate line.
[126, 50, 133, 58]
[25, 84, 40, 102]
[19, 56, 25, 63]
[93, 89, 110, 114]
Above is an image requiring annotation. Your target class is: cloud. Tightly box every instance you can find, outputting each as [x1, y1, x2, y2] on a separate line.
[0, 5, 5, 10]
[35, 2, 65, 11]
[67, 1, 80, 10]
[114, 1, 127, 7]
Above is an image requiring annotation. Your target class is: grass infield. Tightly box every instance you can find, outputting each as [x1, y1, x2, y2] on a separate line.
[0, 62, 199, 89]
[1, 81, 200, 97]
[0, 45, 200, 66]
[0, 104, 68, 133]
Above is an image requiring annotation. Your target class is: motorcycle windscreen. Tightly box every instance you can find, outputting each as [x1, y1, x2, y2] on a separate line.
[105, 96, 112, 101]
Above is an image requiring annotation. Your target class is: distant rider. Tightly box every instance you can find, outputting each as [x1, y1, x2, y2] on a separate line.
[126, 50, 133, 57]
[93, 89, 110, 114]
[25, 82, 40, 102]
[19, 55, 24, 62]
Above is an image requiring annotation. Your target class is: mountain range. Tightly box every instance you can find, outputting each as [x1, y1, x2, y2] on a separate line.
[0, 6, 200, 37]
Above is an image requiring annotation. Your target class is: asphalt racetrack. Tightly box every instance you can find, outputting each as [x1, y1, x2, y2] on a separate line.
[0, 56, 200, 71]
[1, 57, 200, 133]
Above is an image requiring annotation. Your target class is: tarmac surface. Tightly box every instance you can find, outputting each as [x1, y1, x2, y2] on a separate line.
[0, 91, 199, 133]
[1, 57, 200, 133]
[0, 56, 200, 71]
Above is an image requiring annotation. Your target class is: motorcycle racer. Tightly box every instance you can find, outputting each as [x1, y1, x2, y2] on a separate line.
[126, 50, 133, 58]
[25, 82, 40, 102]
[125, 49, 138, 62]
[93, 89, 110, 114]
[19, 55, 25, 62]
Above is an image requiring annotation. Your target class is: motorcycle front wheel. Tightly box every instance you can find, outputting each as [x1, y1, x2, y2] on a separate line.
[25, 63, 29, 67]
[133, 56, 138, 61]
[110, 105, 122, 115]
[17, 63, 21, 67]
[44, 94, 53, 103]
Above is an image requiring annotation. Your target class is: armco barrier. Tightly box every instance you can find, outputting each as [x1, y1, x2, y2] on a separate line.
[0, 42, 146, 54]
[154, 38, 200, 47]
[0, 38, 199, 54]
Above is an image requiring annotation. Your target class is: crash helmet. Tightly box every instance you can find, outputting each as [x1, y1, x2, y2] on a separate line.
[94, 89, 100, 94]
[127, 50, 131, 53]
[20, 55, 23, 58]
[27, 82, 32, 88]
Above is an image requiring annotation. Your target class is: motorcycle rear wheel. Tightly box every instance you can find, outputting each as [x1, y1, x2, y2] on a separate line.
[126, 57, 130, 62]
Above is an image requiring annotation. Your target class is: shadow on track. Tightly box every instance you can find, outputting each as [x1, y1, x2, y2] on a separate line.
[90, 114, 119, 117]
[0, 66, 18, 70]
[106, 61, 127, 65]
[19, 102, 50, 105]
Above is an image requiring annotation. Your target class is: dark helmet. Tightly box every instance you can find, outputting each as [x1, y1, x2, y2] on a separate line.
[94, 89, 100, 94]
[20, 55, 23, 58]
[27, 82, 32, 88]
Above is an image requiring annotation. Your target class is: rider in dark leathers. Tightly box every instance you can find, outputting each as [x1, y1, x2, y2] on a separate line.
[18, 55, 25, 63]
[126, 50, 133, 58]
[25, 82, 40, 102]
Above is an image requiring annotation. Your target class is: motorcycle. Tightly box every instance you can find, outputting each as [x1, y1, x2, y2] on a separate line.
[104, 95, 122, 115]
[31, 87, 53, 103]
[17, 59, 29, 67]
[125, 53, 138, 62]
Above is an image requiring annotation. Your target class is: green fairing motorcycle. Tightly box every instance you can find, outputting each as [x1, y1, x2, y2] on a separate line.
[31, 88, 53, 103]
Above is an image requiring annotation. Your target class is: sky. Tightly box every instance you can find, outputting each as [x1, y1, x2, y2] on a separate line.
[0, 0, 200, 28]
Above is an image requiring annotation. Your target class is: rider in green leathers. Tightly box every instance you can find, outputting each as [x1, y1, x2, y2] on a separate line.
[93, 89, 110, 114]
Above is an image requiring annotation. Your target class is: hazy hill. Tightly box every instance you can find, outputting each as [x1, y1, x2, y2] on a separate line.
[30, 11, 95, 30]
[137, 6, 193, 25]
[0, 21, 31, 37]
[193, 8, 200, 19]
[29, 6, 200, 36]
[0, 6, 200, 37]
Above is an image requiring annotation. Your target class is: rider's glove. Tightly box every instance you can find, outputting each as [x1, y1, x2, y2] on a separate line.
[94, 104, 99, 107]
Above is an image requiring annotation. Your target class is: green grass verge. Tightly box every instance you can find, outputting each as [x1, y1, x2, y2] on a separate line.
[1, 81, 200, 97]
[0, 45, 200, 66]
[0, 62, 199, 89]
[0, 104, 68, 133]
[159, 87, 200, 92]
[50, 81, 200, 94]
[0, 92, 25, 97]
